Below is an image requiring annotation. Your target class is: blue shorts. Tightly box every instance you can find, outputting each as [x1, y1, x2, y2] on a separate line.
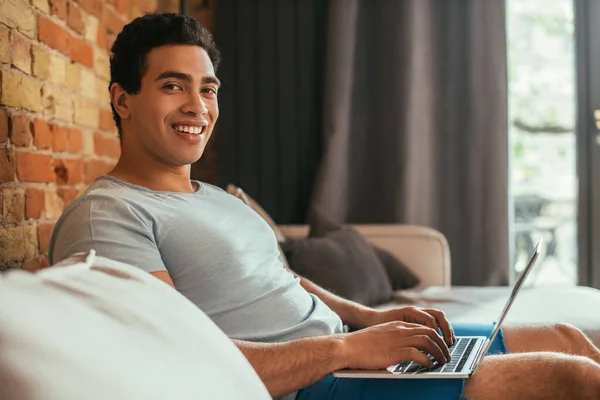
[297, 322, 508, 400]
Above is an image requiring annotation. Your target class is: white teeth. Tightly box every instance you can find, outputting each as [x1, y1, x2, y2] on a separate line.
[174, 125, 205, 135]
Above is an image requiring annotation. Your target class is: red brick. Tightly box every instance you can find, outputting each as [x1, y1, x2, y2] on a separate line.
[68, 35, 93, 68]
[50, 0, 68, 20]
[96, 26, 110, 51]
[10, 31, 31, 74]
[54, 158, 83, 185]
[25, 188, 45, 219]
[137, 0, 152, 13]
[99, 108, 115, 131]
[76, 0, 102, 18]
[32, 119, 53, 150]
[101, 4, 124, 35]
[40, 256, 50, 268]
[22, 256, 50, 272]
[38, 223, 55, 253]
[38, 15, 70, 55]
[0, 148, 15, 183]
[0, 108, 8, 142]
[16, 152, 55, 183]
[22, 258, 40, 272]
[10, 115, 32, 147]
[115, 0, 128, 15]
[67, 1, 85, 34]
[94, 132, 120, 158]
[68, 128, 83, 153]
[52, 125, 69, 152]
[57, 187, 79, 208]
[128, 3, 140, 19]
[85, 159, 112, 183]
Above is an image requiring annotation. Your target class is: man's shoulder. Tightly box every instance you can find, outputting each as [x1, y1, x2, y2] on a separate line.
[57, 178, 156, 230]
[49, 178, 161, 264]
[68, 180, 143, 211]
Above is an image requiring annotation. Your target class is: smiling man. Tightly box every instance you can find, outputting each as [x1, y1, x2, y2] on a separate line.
[104, 15, 220, 191]
[49, 13, 600, 400]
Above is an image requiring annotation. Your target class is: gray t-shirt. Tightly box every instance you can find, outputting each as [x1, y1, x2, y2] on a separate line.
[49, 176, 343, 343]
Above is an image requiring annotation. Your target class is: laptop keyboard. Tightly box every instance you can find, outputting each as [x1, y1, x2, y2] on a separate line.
[392, 338, 477, 374]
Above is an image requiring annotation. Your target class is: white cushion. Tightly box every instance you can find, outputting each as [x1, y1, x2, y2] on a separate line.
[379, 286, 600, 346]
[0, 252, 269, 400]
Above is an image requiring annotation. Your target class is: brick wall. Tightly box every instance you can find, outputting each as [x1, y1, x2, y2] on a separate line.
[0, 0, 174, 271]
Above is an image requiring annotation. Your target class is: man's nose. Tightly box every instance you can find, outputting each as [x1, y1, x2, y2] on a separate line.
[181, 92, 208, 116]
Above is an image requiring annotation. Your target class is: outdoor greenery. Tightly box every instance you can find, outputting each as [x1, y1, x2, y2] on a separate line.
[507, 0, 577, 284]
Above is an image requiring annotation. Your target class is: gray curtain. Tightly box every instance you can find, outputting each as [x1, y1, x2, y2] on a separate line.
[310, 0, 509, 286]
[215, 0, 328, 224]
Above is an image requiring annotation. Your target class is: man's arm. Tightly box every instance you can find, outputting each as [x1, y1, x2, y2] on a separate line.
[151, 271, 450, 398]
[284, 266, 455, 345]
[233, 336, 345, 397]
[151, 271, 344, 396]
[234, 320, 449, 397]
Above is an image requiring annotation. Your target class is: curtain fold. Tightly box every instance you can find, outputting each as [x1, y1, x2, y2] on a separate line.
[215, 0, 328, 224]
[310, 0, 510, 286]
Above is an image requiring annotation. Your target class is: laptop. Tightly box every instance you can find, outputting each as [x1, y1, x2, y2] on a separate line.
[333, 238, 542, 379]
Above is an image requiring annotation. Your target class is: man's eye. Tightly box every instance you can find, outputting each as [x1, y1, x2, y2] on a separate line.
[164, 84, 182, 91]
[202, 87, 218, 95]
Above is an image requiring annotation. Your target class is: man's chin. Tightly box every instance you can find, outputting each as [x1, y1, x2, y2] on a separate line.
[170, 151, 205, 167]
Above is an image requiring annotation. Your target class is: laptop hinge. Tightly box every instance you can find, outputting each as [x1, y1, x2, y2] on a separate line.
[469, 339, 487, 371]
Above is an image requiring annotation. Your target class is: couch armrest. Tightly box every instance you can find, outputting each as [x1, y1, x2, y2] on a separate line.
[278, 224, 451, 289]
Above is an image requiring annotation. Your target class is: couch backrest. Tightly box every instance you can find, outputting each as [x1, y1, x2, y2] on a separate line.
[279, 224, 451, 288]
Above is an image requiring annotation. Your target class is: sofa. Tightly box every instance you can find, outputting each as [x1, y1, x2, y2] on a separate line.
[3, 224, 600, 399]
[0, 252, 271, 400]
[281, 224, 600, 346]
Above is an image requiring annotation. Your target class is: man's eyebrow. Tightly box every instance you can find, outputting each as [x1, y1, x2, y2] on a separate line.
[155, 71, 192, 82]
[155, 71, 221, 87]
[202, 76, 221, 88]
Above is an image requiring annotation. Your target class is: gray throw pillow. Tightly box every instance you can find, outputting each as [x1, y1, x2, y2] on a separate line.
[372, 246, 420, 290]
[281, 227, 394, 306]
[308, 210, 420, 290]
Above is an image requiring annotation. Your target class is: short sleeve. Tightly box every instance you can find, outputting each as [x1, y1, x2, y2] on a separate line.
[50, 197, 167, 274]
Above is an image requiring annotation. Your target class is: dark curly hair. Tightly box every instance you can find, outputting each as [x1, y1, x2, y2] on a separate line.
[109, 13, 221, 140]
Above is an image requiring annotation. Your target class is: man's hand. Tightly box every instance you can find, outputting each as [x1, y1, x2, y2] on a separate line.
[339, 321, 451, 370]
[357, 306, 456, 347]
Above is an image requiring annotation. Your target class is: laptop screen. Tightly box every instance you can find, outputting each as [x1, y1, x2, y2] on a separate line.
[479, 238, 542, 357]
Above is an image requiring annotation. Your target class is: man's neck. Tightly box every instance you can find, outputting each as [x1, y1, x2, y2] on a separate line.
[108, 154, 197, 194]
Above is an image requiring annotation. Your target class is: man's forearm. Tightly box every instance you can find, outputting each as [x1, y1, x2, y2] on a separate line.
[234, 336, 346, 398]
[297, 276, 375, 329]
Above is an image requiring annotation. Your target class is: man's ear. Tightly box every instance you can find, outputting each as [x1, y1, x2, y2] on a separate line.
[110, 82, 131, 121]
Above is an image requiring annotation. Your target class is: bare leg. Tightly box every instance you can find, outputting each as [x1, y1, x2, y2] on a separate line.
[464, 352, 600, 400]
[503, 323, 600, 364]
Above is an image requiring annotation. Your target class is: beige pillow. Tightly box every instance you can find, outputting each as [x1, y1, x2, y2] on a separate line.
[226, 183, 286, 242]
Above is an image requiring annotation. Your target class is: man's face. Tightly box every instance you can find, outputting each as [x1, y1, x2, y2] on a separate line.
[124, 45, 220, 166]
